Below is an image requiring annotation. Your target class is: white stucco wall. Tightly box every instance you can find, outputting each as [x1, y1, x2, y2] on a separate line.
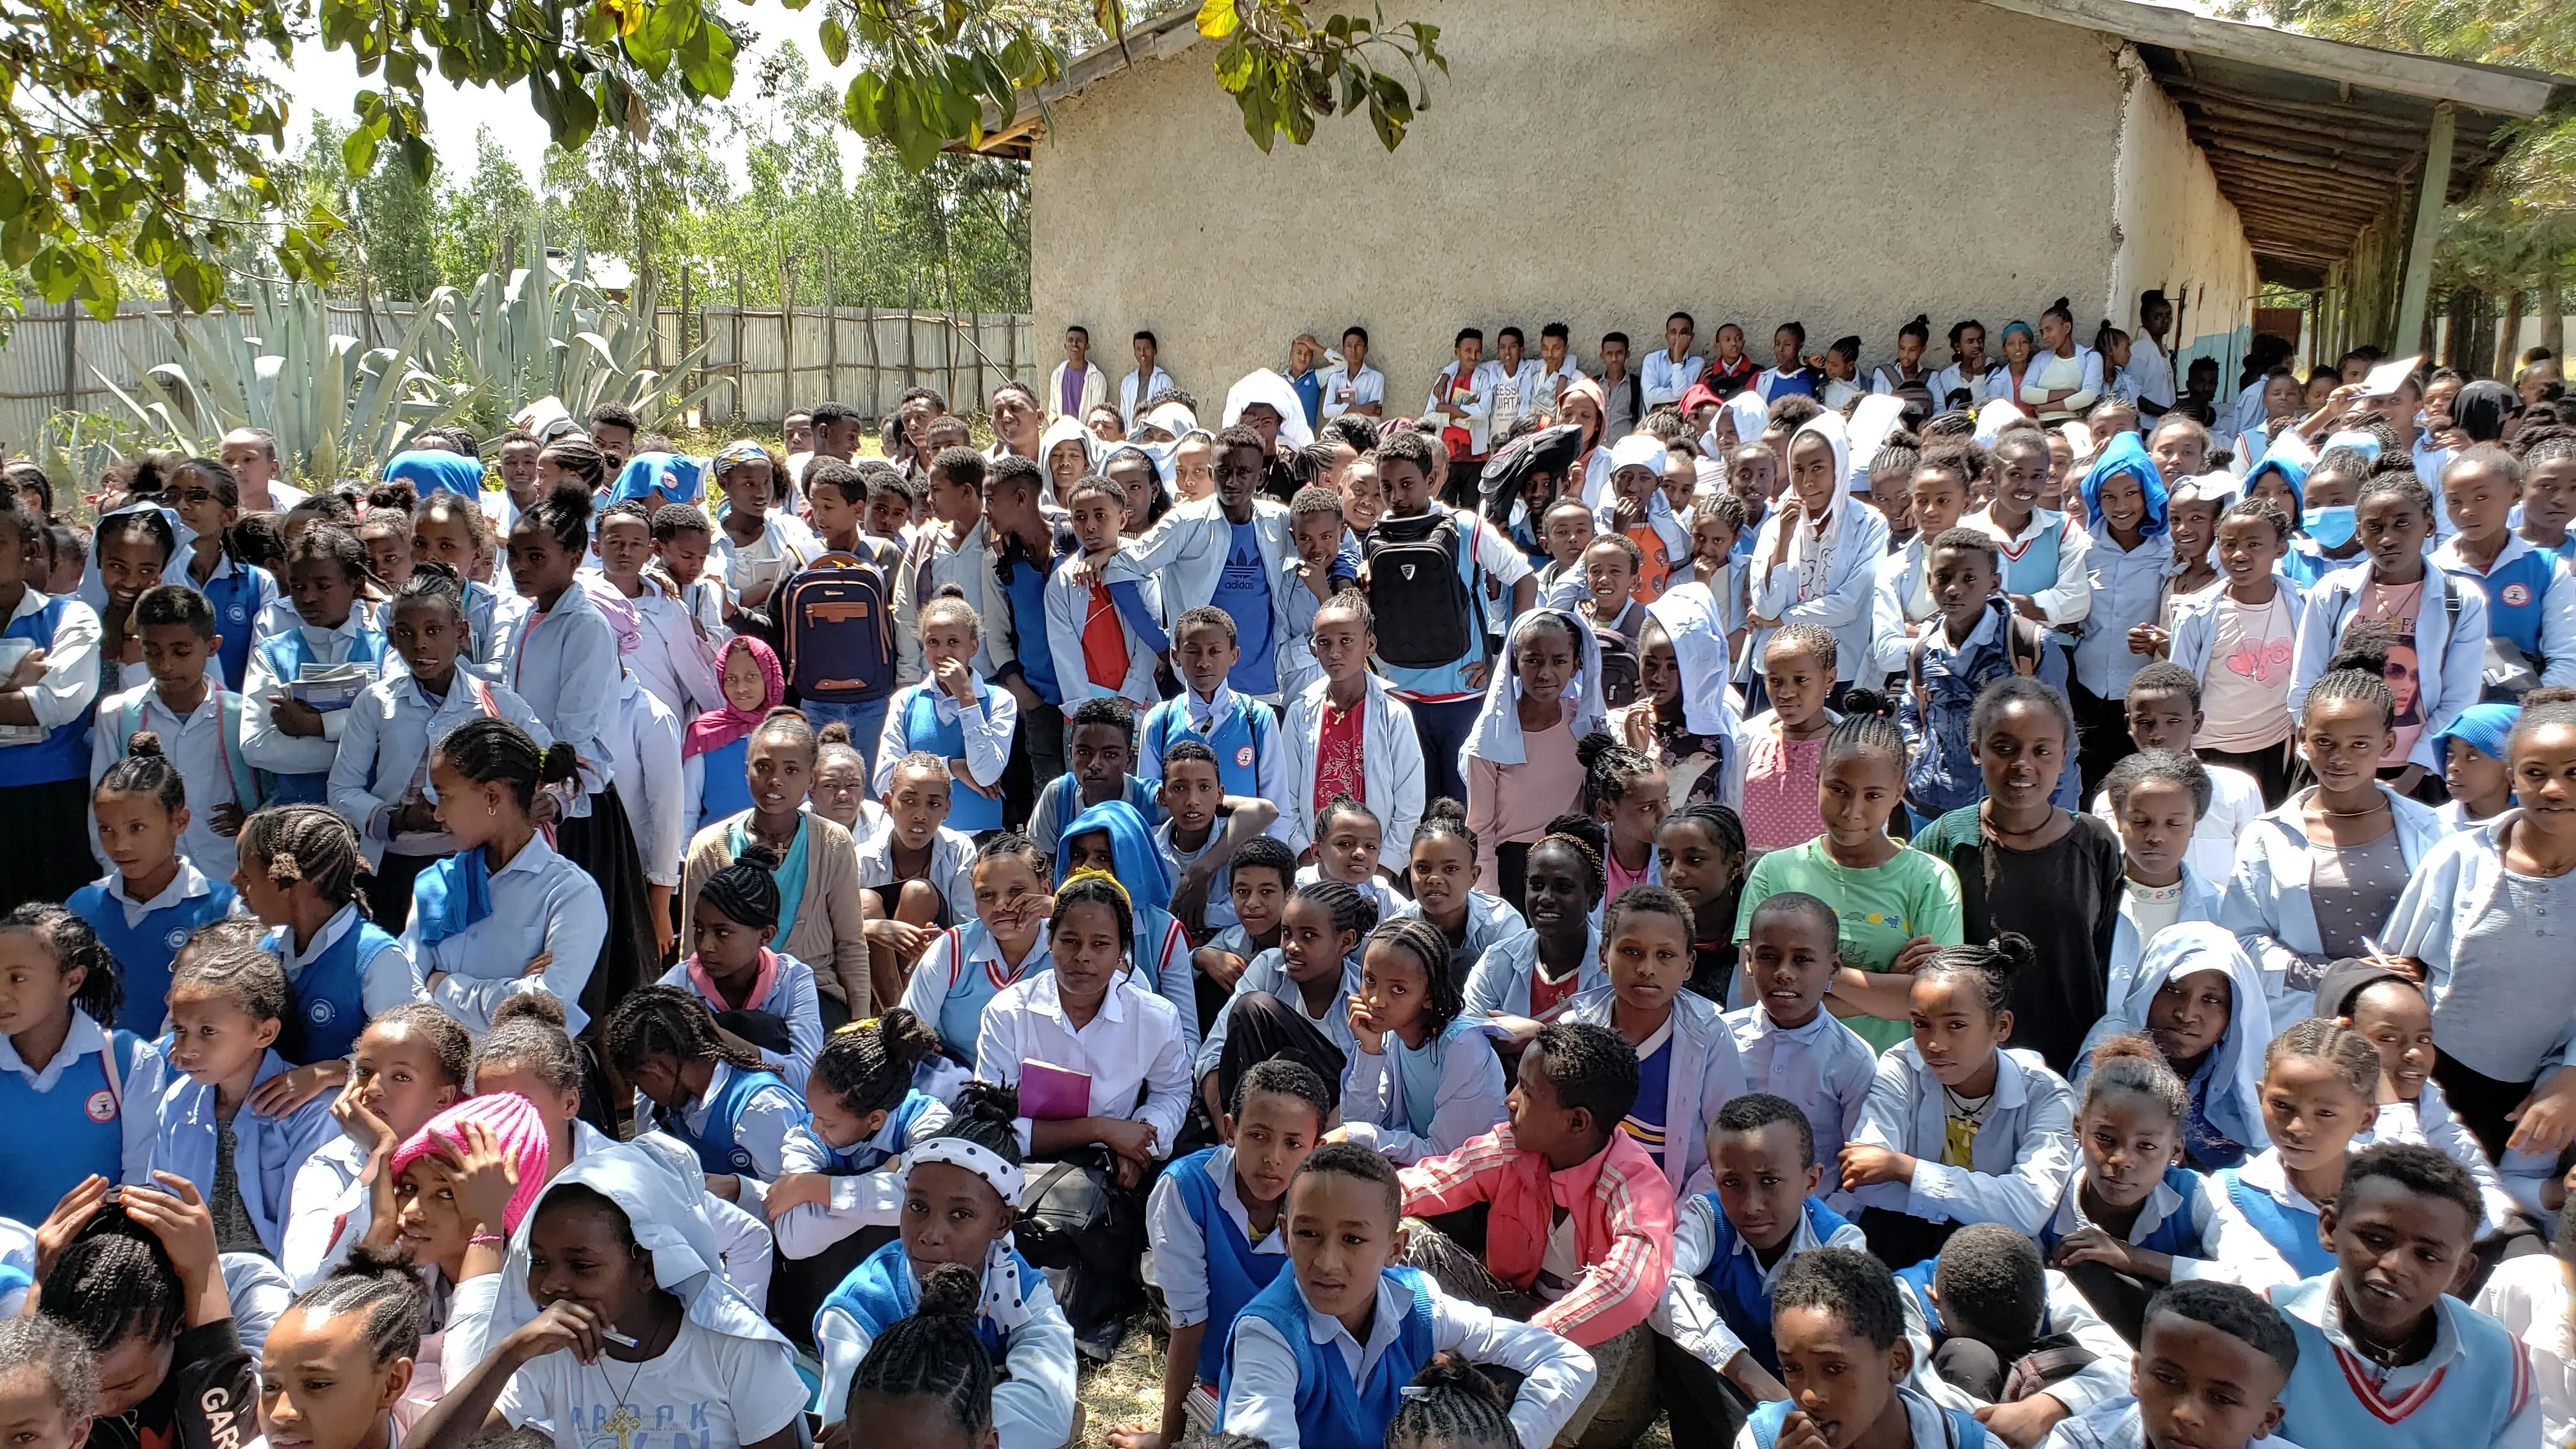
[2108, 45, 2260, 389]
[1026, 0, 2134, 402]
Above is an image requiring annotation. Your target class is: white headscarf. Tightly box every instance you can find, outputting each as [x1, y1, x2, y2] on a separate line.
[1137, 400, 1200, 441]
[1972, 397, 2029, 447]
[80, 502, 194, 612]
[1724, 392, 1769, 456]
[1844, 393, 1909, 489]
[1644, 582, 1744, 737]
[496, 1141, 788, 1349]
[1462, 608, 1604, 770]
[1222, 368, 1314, 452]
[1780, 410, 1853, 573]
[1039, 413, 1100, 473]
[1606, 433, 1669, 477]
[904, 1140, 1037, 1336]
[2080, 922, 2273, 1154]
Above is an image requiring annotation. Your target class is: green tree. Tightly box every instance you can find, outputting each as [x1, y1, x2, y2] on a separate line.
[433, 132, 540, 288]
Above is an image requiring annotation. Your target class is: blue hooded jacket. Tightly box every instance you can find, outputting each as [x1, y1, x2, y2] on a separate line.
[2079, 433, 2169, 538]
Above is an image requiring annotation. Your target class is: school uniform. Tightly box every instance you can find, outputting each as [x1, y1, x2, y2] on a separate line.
[1110, 495, 1298, 698]
[1159, 816, 1240, 933]
[709, 509, 821, 613]
[1142, 684, 1287, 802]
[1221, 1264, 1597, 1449]
[766, 1092, 951, 1261]
[2435, 535, 2576, 689]
[1895, 1254, 2133, 1417]
[1337, 1016, 1509, 1164]
[505, 582, 622, 816]
[402, 832, 607, 1035]
[1655, 1190, 1868, 1376]
[1291, 863, 1402, 930]
[2089, 778, 2262, 888]
[326, 668, 548, 870]
[1280, 673, 1424, 873]
[2384, 814, 2576, 1114]
[1148, 1144, 1294, 1397]
[456, 578, 530, 685]
[813, 1236, 1080, 1443]
[1740, 1390, 1994, 1449]
[1965, 506, 2094, 636]
[2267, 1271, 2539, 1449]
[2207, 1149, 2338, 1279]
[855, 824, 978, 925]
[684, 729, 757, 839]
[68, 862, 236, 1036]
[1195, 947, 1361, 1082]
[1565, 985, 1749, 1197]
[1931, 363, 1996, 409]
[240, 613, 388, 804]
[266, 903, 409, 1063]
[0, 1011, 156, 1226]
[1851, 1043, 2078, 1238]
[2082, 921, 2270, 1171]
[187, 552, 278, 691]
[2037, 1163, 2294, 1292]
[2352, 1086, 2521, 1238]
[873, 678, 1016, 834]
[1027, 774, 1163, 861]
[2286, 560, 2488, 772]
[613, 583, 723, 720]
[2093, 863, 2229, 1013]
[2218, 785, 2452, 1022]
[2074, 523, 2175, 708]
[889, 516, 1017, 682]
[2474, 1255, 2576, 1449]
[0, 589, 102, 910]
[1597, 486, 1696, 606]
[1044, 552, 1160, 707]
[657, 950, 825, 1086]
[133, 1046, 337, 1257]
[2020, 346, 2107, 423]
[1874, 535, 1941, 681]
[976, 969, 1194, 1154]
[605, 671, 687, 891]
[1726, 1004, 1878, 1183]
[1388, 890, 1527, 986]
[1743, 420, 1892, 684]
[1754, 366, 1820, 404]
[1460, 924, 1607, 1023]
[93, 685, 264, 885]
[649, 1057, 805, 1180]
[896, 921, 1053, 1077]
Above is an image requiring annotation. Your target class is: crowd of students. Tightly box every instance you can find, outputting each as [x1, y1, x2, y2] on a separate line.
[0, 296, 2571, 1449]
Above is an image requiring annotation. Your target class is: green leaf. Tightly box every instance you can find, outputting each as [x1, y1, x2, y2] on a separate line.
[1214, 35, 1254, 89]
[1197, 0, 1240, 38]
[819, 15, 848, 66]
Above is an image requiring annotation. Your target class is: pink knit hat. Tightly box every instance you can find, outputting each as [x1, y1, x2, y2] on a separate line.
[388, 1091, 552, 1233]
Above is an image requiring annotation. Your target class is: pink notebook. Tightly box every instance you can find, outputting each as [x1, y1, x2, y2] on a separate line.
[1018, 1059, 1094, 1120]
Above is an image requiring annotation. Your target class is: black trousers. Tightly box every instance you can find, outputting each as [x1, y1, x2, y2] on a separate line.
[1857, 1208, 1956, 1271]
[2198, 740, 2297, 809]
[362, 849, 444, 931]
[2071, 682, 2136, 801]
[2434, 1052, 2534, 1161]
[1211, 991, 1348, 1114]
[1656, 1336, 1760, 1449]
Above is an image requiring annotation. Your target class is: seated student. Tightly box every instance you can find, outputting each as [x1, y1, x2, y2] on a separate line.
[1030, 697, 1165, 861]
[897, 832, 1053, 1077]
[810, 1082, 1078, 1445]
[1143, 607, 1289, 803]
[1839, 935, 2079, 1267]
[875, 590, 1015, 836]
[1058, 798, 1204, 1046]
[1194, 835, 1296, 1010]
[403, 1140, 808, 1449]
[1464, 610, 1606, 897]
[1273, 487, 1350, 705]
[1873, 444, 1982, 687]
[808, 720, 890, 843]
[1894, 1223, 2135, 1444]
[0, 906, 158, 1225]
[1222, 1142, 1598, 1449]
[1462, 820, 1610, 1025]
[1399, 1022, 1676, 1437]
[1735, 626, 1841, 857]
[132, 933, 338, 1259]
[1653, 1093, 1872, 1445]
[1580, 736, 1671, 901]
[1657, 802, 1750, 1000]
[70, 737, 239, 1036]
[1392, 803, 1528, 992]
[1337, 917, 1507, 1165]
[1579, 532, 1652, 705]
[2037, 1282, 2299, 1449]
[1284, 593, 1427, 876]
[1738, 1245, 2001, 1449]
[2317, 963, 2527, 1246]
[227, 805, 408, 1070]
[682, 636, 785, 839]
[1155, 740, 1284, 940]
[2208, 1019, 2383, 1280]
[1897, 528, 2074, 825]
[276, 1004, 467, 1291]
[605, 985, 804, 1186]
[89, 585, 259, 882]
[859, 747, 978, 950]
[2081, 924, 2272, 1174]
[2091, 752, 2230, 1013]
[2265, 1143, 2537, 1449]
[2085, 665, 2265, 886]
[1296, 795, 1402, 923]
[655, 845, 825, 1085]
[240, 524, 386, 805]
[1047, 473, 1163, 710]
[1199, 880, 1376, 1121]
[1561, 885, 1749, 1196]
[1121, 1059, 1333, 1449]
[1535, 495, 1601, 610]
[974, 871, 1193, 1358]
[1729, 894, 1878, 1181]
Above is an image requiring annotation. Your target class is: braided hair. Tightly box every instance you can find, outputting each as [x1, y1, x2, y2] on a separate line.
[937, 1080, 1025, 1167]
[2303, 666, 2396, 732]
[518, 473, 596, 561]
[472, 994, 583, 1098]
[0, 904, 121, 1030]
[810, 1009, 943, 1119]
[845, 1261, 995, 1438]
[602, 985, 770, 1079]
[1533, 813, 1607, 905]
[390, 558, 469, 635]
[286, 521, 373, 592]
[1364, 917, 1460, 1039]
[749, 705, 818, 763]
[367, 1002, 472, 1092]
[1387, 1353, 1516, 1449]
[289, 1243, 430, 1368]
[1050, 871, 1135, 954]
[1823, 689, 1908, 772]
[37, 1200, 187, 1354]
[240, 804, 370, 916]
[696, 840, 784, 933]
[1913, 933, 2033, 1022]
[97, 730, 187, 815]
[171, 935, 292, 1028]
[433, 717, 580, 815]
[2082, 1032, 2189, 1123]
[1574, 732, 1660, 818]
[2264, 1017, 2381, 1100]
[1293, 877, 1379, 947]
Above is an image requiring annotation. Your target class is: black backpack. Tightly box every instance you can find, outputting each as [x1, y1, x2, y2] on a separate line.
[1365, 509, 1479, 668]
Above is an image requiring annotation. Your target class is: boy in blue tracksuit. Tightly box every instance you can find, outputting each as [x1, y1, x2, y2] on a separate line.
[2434, 445, 2576, 693]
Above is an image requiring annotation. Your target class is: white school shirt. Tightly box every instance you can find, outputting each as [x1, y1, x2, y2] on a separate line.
[1281, 668, 1427, 873]
[275, 903, 415, 1021]
[1461, 925, 1608, 1022]
[402, 833, 607, 1034]
[1725, 1004, 1878, 1177]
[811, 1252, 1078, 1438]
[1317, 362, 1384, 419]
[765, 1098, 954, 1261]
[88, 683, 248, 878]
[605, 673, 687, 887]
[2285, 560, 2488, 772]
[86, 862, 220, 1036]
[707, 510, 820, 608]
[2474, 1254, 2576, 1449]
[855, 824, 978, 921]
[240, 615, 376, 778]
[2073, 522, 2174, 698]
[1338, 1020, 1512, 1165]
[4, 588, 99, 733]
[1851, 1042, 2078, 1234]
[2218, 785, 2453, 1022]
[507, 585, 622, 812]
[872, 679, 1016, 804]
[278, 1133, 372, 1291]
[618, 582, 725, 719]
[891, 518, 1016, 682]
[2354, 1085, 2521, 1237]
[493, 1312, 807, 1449]
[0, 1010, 159, 1188]
[327, 671, 551, 866]
[2089, 764, 2264, 885]
[974, 969, 1193, 1158]
[668, 1061, 801, 1181]
[2041, 1162, 2294, 1292]
[1965, 506, 2094, 627]
[1146, 1142, 1288, 1327]
[1745, 494, 1893, 686]
[1929, 363, 1994, 408]
[1223, 1269, 1597, 1449]
[1642, 349, 1706, 411]
[1120, 365, 1176, 427]
[1425, 360, 1503, 457]
[2128, 336, 2176, 410]
[1110, 494, 1296, 627]
[1197, 946, 1361, 1080]
[1733, 1390, 1979, 1449]
[1653, 1191, 1869, 1371]
[1901, 1265, 2133, 1418]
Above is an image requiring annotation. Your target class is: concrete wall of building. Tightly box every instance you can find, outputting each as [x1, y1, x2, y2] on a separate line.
[2106, 47, 2261, 405]
[1027, 0, 2133, 404]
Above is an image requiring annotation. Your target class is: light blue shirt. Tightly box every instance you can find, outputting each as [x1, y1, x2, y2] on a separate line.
[402, 834, 607, 1034]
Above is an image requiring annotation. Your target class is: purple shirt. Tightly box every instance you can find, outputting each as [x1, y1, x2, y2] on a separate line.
[1060, 364, 1089, 417]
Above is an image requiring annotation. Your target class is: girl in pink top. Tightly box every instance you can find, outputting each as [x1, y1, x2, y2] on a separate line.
[1579, 733, 1670, 899]
[1736, 624, 1840, 855]
[1464, 610, 1606, 897]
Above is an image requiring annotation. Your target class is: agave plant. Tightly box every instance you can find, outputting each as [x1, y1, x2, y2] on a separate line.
[92, 284, 471, 485]
[431, 232, 722, 433]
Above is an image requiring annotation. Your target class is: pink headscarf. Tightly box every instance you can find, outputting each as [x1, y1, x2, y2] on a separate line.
[389, 1091, 552, 1234]
[682, 635, 785, 761]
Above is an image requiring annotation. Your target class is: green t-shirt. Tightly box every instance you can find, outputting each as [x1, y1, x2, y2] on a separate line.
[1735, 836, 1966, 1053]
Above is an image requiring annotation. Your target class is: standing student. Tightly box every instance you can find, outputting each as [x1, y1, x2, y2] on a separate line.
[1597, 436, 1690, 606]
[2168, 498, 2303, 807]
[1100, 426, 1296, 701]
[1046, 475, 1162, 709]
[709, 439, 821, 616]
[606, 985, 803, 1184]
[1620, 614, 1734, 808]
[165, 459, 277, 691]
[2207, 1020, 2382, 1278]
[1582, 735, 1671, 900]
[330, 565, 549, 925]
[71, 739, 238, 1035]
[2220, 667, 2451, 1023]
[2072, 436, 2174, 795]
[1838, 936, 2078, 1267]
[683, 635, 785, 839]
[1338, 918, 1506, 1165]
[2519, 431, 2576, 567]
[594, 499, 721, 723]
[1908, 678, 2124, 1073]
[1898, 529, 2074, 824]
[2090, 752, 2231, 1013]
[0, 905, 156, 1224]
[241, 525, 385, 806]
[1967, 429, 2092, 652]
[1660, 802, 1751, 1002]
[89, 585, 259, 880]
[83, 503, 178, 703]
[1565, 885, 1751, 1197]
[2436, 445, 2576, 691]
[1873, 447, 1979, 698]
[410, 491, 527, 683]
[2429, 702, 2518, 829]
[1275, 486, 1349, 703]
[2090, 664, 2266, 883]
[1463, 610, 1603, 897]
[232, 806, 409, 1065]
[1141, 606, 1288, 802]
[1282, 592, 1425, 874]
[876, 592, 1015, 837]
[1461, 826, 1607, 1023]
[1743, 413, 1890, 707]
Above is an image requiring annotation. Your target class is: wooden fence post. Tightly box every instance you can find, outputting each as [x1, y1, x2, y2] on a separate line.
[863, 305, 880, 420]
[823, 246, 839, 405]
[779, 245, 795, 425]
[732, 272, 747, 422]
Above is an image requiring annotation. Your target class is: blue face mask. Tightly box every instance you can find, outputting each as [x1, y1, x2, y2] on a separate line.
[2305, 505, 2357, 550]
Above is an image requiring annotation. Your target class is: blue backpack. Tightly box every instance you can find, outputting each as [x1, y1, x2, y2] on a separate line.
[778, 552, 895, 703]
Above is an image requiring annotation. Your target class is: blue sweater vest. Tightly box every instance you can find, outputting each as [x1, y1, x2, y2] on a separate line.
[2218, 1169, 2335, 1278]
[1750, 1395, 1988, 1449]
[694, 735, 753, 835]
[0, 1027, 137, 1225]
[2274, 1282, 2529, 1448]
[816, 1236, 1023, 1361]
[923, 925, 1048, 1064]
[812, 1091, 941, 1174]
[1169, 1148, 1291, 1385]
[1222, 1266, 1437, 1449]
[663, 1064, 803, 1174]
[277, 916, 397, 1063]
[2039, 1167, 2208, 1258]
[198, 562, 271, 691]
[2464, 548, 2559, 657]
[253, 625, 387, 803]
[1696, 1196, 1856, 1374]
[899, 684, 1001, 833]
[0, 598, 89, 785]
[1144, 694, 1276, 799]
[67, 878, 238, 1036]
